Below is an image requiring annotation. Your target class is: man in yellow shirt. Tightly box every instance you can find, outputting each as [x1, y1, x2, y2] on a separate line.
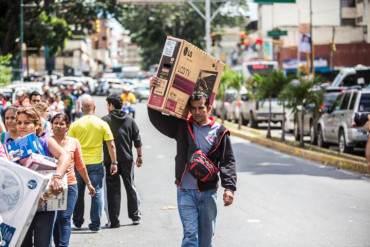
[121, 87, 137, 118]
[69, 94, 118, 232]
[120, 87, 137, 105]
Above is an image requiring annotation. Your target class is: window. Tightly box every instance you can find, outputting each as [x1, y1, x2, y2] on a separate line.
[332, 94, 344, 112]
[358, 93, 370, 112]
[341, 18, 356, 26]
[340, 93, 351, 110]
[241, 94, 249, 102]
[349, 92, 357, 110]
[341, 0, 356, 7]
[341, 74, 357, 87]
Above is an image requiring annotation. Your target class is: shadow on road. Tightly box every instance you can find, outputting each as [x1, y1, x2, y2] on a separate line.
[233, 142, 364, 180]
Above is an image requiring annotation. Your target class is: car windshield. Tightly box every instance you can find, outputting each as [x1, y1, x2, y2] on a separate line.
[324, 92, 341, 108]
[358, 93, 370, 112]
[224, 93, 236, 102]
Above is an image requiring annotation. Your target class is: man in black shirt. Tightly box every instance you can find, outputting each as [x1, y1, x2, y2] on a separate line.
[102, 94, 143, 227]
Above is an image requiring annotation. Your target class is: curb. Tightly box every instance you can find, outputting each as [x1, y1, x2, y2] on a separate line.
[224, 122, 369, 174]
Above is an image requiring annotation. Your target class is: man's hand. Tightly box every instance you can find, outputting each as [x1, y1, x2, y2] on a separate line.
[87, 183, 96, 197]
[136, 156, 143, 168]
[223, 189, 234, 206]
[149, 76, 161, 88]
[110, 164, 118, 175]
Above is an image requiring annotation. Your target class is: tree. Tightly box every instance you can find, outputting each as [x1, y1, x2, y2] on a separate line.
[252, 70, 289, 139]
[0, 55, 12, 86]
[279, 76, 323, 147]
[0, 0, 118, 56]
[118, 2, 248, 69]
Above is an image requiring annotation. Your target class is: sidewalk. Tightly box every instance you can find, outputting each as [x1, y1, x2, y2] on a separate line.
[222, 120, 369, 174]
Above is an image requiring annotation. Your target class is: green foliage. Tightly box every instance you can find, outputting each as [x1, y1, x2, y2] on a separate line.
[0, 0, 117, 56]
[0, 54, 12, 86]
[118, 2, 248, 69]
[279, 76, 323, 114]
[252, 70, 290, 100]
[217, 67, 244, 100]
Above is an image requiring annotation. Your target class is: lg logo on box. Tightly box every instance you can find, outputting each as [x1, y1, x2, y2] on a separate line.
[183, 47, 193, 58]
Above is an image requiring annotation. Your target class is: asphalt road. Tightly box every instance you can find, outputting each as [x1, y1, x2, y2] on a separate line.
[69, 97, 370, 247]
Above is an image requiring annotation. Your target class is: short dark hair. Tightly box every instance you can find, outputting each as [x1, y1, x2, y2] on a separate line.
[188, 91, 210, 107]
[29, 91, 41, 99]
[51, 113, 70, 126]
[106, 94, 122, 109]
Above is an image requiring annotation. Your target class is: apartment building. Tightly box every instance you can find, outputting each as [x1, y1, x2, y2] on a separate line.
[257, 0, 370, 71]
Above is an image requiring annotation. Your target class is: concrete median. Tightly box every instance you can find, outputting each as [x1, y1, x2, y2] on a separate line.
[222, 121, 369, 174]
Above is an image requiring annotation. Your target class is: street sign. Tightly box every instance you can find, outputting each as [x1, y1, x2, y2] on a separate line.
[254, 0, 295, 3]
[267, 29, 288, 38]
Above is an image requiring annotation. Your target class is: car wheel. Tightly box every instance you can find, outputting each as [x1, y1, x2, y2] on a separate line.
[309, 123, 317, 145]
[317, 126, 328, 148]
[338, 130, 352, 153]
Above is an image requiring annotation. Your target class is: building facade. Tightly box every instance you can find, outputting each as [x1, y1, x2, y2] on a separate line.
[257, 0, 370, 71]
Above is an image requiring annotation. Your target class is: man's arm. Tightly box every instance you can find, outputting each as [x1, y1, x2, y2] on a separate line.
[218, 134, 237, 206]
[106, 139, 118, 175]
[147, 107, 179, 139]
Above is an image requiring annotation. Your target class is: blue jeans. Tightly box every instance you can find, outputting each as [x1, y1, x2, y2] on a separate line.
[21, 211, 56, 247]
[73, 164, 104, 230]
[177, 188, 217, 247]
[53, 184, 78, 246]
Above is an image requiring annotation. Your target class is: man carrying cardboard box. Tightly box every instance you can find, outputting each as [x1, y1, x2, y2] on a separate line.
[148, 76, 237, 247]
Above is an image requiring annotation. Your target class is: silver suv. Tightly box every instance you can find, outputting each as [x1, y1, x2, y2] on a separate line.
[317, 88, 370, 153]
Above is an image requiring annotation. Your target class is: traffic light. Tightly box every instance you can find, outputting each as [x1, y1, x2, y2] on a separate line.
[95, 19, 101, 33]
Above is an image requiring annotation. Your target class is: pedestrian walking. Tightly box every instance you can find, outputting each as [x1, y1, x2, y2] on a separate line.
[51, 113, 96, 246]
[148, 77, 237, 247]
[68, 94, 118, 232]
[102, 94, 143, 227]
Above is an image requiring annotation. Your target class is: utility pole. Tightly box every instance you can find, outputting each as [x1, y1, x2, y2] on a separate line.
[309, 0, 314, 75]
[205, 0, 211, 53]
[20, 0, 24, 82]
[187, 0, 226, 53]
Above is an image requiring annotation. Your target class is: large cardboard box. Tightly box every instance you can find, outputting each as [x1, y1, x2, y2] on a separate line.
[148, 36, 225, 119]
[0, 158, 49, 247]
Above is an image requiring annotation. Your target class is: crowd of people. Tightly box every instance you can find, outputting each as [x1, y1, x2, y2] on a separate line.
[1, 75, 239, 247]
[0, 87, 143, 247]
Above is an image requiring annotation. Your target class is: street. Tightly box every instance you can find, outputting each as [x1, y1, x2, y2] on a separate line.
[70, 97, 370, 247]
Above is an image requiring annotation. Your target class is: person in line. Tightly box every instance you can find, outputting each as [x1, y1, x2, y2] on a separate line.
[34, 101, 52, 137]
[51, 113, 96, 247]
[14, 107, 69, 247]
[1, 106, 18, 144]
[102, 94, 143, 227]
[148, 77, 237, 247]
[69, 94, 118, 232]
[30, 91, 42, 106]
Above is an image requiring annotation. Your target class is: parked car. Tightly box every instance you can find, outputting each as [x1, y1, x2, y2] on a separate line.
[316, 88, 370, 153]
[294, 88, 343, 143]
[235, 95, 285, 128]
[133, 84, 150, 102]
[213, 88, 237, 121]
[330, 65, 370, 88]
